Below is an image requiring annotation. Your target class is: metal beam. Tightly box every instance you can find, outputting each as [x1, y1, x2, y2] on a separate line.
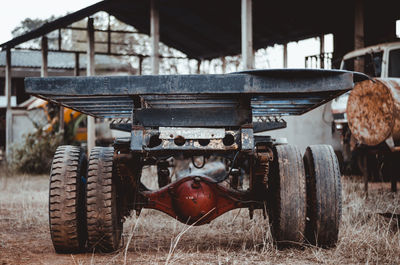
[0, 1, 106, 50]
[12, 47, 186, 59]
[87, 17, 96, 153]
[241, 0, 254, 70]
[150, 0, 160, 74]
[5, 49, 12, 159]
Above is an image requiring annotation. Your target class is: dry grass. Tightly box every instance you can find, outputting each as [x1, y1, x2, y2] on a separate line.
[1, 170, 400, 264]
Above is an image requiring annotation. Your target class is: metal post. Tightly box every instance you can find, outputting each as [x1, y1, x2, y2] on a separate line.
[320, 34, 325, 69]
[354, 0, 364, 72]
[150, 0, 160, 74]
[5, 48, 12, 159]
[138, 56, 143, 75]
[58, 29, 62, 51]
[74, 52, 80, 76]
[41, 36, 48, 77]
[221, 57, 226, 73]
[283, 43, 288, 68]
[241, 0, 254, 70]
[107, 14, 111, 54]
[197, 60, 201, 74]
[87, 17, 96, 153]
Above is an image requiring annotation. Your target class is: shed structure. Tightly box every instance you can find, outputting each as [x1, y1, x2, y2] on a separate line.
[1, 0, 399, 156]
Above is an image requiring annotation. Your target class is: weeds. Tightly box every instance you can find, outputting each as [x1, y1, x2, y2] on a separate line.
[1, 175, 400, 264]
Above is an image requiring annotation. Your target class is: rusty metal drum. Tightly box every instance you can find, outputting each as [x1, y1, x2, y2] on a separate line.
[347, 78, 400, 146]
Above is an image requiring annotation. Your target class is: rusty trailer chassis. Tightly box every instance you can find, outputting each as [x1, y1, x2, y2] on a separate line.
[25, 69, 367, 253]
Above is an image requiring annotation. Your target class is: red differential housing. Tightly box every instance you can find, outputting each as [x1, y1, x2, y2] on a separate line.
[142, 175, 251, 225]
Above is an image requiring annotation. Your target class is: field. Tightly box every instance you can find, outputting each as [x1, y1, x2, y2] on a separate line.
[1, 170, 400, 265]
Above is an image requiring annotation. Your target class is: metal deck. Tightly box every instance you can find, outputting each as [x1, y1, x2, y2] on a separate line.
[25, 69, 367, 119]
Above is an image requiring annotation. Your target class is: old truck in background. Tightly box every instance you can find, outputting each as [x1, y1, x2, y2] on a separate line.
[331, 42, 400, 190]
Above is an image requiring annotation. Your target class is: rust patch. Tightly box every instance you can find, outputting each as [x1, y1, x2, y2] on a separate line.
[347, 79, 400, 146]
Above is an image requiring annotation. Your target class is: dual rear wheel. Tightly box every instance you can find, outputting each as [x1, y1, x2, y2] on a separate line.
[49, 146, 122, 253]
[49, 143, 341, 253]
[267, 144, 341, 247]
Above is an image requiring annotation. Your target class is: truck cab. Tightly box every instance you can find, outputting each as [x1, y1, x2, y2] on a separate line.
[332, 42, 400, 126]
[331, 42, 400, 174]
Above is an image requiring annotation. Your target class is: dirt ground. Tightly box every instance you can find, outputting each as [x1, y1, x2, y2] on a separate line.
[1, 173, 400, 265]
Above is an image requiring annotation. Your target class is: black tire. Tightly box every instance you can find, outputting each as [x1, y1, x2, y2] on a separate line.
[268, 145, 306, 247]
[303, 145, 342, 247]
[49, 145, 87, 253]
[86, 147, 122, 252]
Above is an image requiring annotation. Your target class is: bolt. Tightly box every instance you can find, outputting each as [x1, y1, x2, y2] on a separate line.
[192, 177, 201, 189]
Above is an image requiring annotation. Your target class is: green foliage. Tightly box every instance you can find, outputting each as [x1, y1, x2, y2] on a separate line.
[12, 16, 59, 37]
[9, 125, 63, 174]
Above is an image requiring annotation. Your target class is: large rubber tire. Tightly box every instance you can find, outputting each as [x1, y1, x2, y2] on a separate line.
[49, 145, 87, 253]
[303, 145, 342, 247]
[268, 145, 307, 247]
[86, 147, 122, 252]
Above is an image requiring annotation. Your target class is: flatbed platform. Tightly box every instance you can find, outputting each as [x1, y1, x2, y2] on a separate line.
[25, 69, 367, 120]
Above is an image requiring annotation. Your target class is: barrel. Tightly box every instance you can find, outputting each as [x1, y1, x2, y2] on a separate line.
[347, 78, 400, 146]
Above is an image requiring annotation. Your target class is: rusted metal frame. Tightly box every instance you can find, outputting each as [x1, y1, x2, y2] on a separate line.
[112, 121, 286, 134]
[252, 148, 273, 199]
[253, 119, 286, 133]
[138, 176, 262, 226]
[130, 128, 242, 153]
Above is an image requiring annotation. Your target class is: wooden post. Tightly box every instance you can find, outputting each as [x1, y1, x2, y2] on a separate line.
[87, 17, 96, 154]
[5, 48, 12, 159]
[150, 0, 160, 75]
[283, 43, 288, 68]
[320, 34, 325, 69]
[354, 0, 364, 72]
[241, 0, 254, 70]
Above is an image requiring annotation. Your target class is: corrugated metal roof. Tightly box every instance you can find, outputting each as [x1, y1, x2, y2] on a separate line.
[0, 0, 397, 60]
[0, 50, 130, 70]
